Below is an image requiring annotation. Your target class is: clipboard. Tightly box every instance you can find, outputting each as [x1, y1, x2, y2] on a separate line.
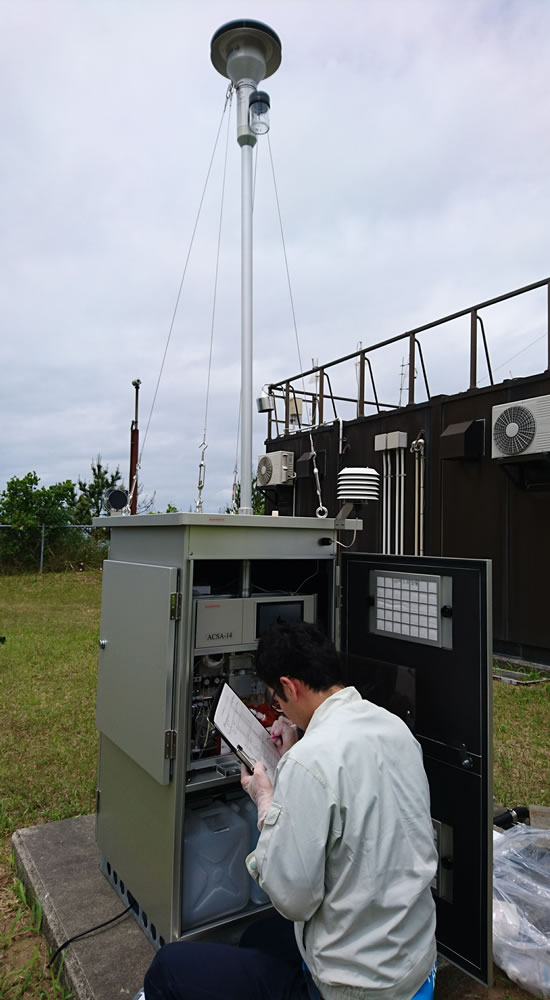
[209, 682, 280, 783]
[207, 684, 255, 772]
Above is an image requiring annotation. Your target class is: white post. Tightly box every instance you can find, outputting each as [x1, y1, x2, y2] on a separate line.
[238, 82, 256, 515]
[210, 21, 281, 514]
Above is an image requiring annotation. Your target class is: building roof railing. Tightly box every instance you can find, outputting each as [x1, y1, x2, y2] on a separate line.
[265, 277, 550, 438]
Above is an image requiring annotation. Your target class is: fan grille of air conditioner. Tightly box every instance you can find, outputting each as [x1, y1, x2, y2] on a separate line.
[257, 457, 273, 486]
[493, 405, 536, 456]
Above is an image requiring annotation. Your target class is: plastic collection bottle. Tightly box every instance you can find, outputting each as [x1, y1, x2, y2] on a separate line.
[181, 801, 250, 929]
[230, 795, 270, 905]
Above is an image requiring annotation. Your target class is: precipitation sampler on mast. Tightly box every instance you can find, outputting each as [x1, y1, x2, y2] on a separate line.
[210, 19, 282, 513]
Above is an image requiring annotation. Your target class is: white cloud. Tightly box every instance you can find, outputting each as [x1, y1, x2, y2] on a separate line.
[1, 0, 549, 511]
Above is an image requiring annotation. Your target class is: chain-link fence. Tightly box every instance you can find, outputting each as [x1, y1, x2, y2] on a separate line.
[0, 523, 109, 573]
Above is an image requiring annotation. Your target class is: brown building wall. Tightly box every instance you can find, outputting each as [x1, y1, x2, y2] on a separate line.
[265, 371, 550, 663]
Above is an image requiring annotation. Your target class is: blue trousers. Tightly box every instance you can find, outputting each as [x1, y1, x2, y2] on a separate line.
[144, 915, 320, 1000]
[143, 914, 436, 1000]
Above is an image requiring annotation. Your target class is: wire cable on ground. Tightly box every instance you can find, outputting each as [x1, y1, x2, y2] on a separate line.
[48, 903, 133, 968]
[128, 83, 234, 509]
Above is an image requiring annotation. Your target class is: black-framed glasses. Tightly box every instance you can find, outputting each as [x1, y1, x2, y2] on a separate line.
[267, 682, 284, 712]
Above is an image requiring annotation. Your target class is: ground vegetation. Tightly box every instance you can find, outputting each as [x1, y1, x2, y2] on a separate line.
[0, 573, 548, 998]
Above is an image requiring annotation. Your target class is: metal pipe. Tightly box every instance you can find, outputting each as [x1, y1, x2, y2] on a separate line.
[284, 382, 290, 434]
[477, 315, 494, 385]
[268, 277, 550, 389]
[323, 372, 339, 421]
[402, 447, 405, 553]
[318, 370, 325, 424]
[414, 451, 419, 556]
[419, 444, 425, 555]
[470, 309, 477, 389]
[408, 334, 415, 405]
[415, 339, 431, 399]
[394, 448, 401, 555]
[387, 450, 392, 554]
[270, 388, 397, 409]
[365, 356, 381, 413]
[239, 126, 254, 514]
[358, 353, 365, 417]
[382, 452, 387, 555]
[337, 417, 344, 456]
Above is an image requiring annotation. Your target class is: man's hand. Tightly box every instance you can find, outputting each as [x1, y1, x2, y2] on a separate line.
[269, 716, 299, 758]
[241, 762, 273, 830]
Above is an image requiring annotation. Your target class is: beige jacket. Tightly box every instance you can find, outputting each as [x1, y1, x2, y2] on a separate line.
[246, 687, 437, 1000]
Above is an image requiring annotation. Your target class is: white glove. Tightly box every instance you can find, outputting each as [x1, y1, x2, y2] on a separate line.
[269, 716, 299, 758]
[241, 762, 273, 830]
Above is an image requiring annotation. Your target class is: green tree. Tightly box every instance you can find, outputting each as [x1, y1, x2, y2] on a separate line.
[0, 472, 77, 569]
[76, 455, 122, 522]
[225, 479, 265, 515]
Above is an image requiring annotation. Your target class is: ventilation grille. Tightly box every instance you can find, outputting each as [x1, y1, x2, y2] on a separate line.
[257, 457, 274, 486]
[493, 405, 536, 456]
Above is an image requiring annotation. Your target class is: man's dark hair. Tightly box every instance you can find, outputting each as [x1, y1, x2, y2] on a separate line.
[256, 621, 343, 692]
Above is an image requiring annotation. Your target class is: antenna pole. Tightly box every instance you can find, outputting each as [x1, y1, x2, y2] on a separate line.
[210, 21, 282, 516]
[238, 86, 256, 515]
[129, 379, 141, 515]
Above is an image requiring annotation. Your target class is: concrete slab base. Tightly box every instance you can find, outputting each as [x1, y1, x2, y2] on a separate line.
[12, 814, 153, 1000]
[12, 813, 487, 999]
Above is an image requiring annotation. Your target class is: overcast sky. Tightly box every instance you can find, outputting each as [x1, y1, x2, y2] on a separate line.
[2, 0, 549, 513]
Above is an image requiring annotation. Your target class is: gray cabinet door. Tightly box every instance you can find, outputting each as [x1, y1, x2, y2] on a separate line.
[96, 560, 179, 785]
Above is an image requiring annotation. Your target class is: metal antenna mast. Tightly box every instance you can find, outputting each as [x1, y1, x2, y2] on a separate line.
[211, 20, 282, 514]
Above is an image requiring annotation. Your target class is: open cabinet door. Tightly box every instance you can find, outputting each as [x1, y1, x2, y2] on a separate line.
[340, 553, 493, 987]
[96, 559, 180, 785]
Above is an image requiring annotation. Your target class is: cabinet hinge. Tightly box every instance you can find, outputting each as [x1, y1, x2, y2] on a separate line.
[164, 730, 177, 759]
[170, 592, 182, 620]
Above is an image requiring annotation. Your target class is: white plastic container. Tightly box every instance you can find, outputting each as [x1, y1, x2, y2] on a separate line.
[230, 795, 269, 905]
[181, 801, 250, 929]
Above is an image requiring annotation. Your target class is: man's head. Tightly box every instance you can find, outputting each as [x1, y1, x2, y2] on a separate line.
[256, 621, 344, 729]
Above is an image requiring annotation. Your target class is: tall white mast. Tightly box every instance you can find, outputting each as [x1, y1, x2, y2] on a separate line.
[211, 20, 282, 514]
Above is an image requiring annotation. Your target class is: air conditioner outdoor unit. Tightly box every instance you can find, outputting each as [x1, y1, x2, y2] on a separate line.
[256, 451, 295, 487]
[491, 394, 550, 458]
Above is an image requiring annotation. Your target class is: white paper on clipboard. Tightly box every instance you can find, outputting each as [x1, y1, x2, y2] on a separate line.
[213, 683, 280, 784]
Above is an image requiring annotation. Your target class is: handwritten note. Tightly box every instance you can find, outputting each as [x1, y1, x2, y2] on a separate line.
[213, 684, 280, 783]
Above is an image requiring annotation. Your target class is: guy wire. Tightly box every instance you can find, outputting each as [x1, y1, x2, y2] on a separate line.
[267, 132, 309, 424]
[196, 87, 234, 511]
[133, 84, 234, 495]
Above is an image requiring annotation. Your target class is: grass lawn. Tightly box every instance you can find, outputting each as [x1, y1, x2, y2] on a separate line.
[0, 571, 549, 999]
[1, 572, 100, 999]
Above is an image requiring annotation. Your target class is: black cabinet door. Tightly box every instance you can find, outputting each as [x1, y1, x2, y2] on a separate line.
[340, 553, 492, 987]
